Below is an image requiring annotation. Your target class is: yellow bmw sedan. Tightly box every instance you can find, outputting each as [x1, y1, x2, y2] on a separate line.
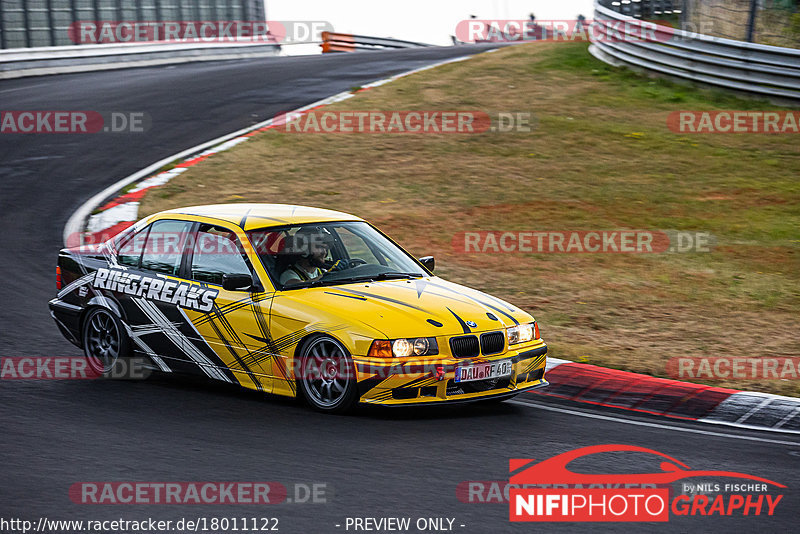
[50, 204, 548, 413]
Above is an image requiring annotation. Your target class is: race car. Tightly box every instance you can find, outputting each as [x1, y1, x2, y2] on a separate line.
[50, 204, 548, 412]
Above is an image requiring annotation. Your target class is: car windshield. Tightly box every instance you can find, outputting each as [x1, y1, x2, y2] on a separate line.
[247, 221, 427, 290]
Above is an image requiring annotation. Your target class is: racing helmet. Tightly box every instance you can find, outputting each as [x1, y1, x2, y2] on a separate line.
[289, 226, 334, 257]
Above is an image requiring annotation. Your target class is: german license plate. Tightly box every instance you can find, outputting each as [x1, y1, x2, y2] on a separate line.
[455, 360, 513, 383]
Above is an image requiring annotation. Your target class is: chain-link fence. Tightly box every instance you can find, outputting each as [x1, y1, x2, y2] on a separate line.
[597, 0, 682, 19]
[0, 1, 266, 49]
[600, 0, 800, 48]
[684, 0, 799, 47]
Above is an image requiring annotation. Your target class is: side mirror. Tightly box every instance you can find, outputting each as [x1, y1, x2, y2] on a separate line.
[223, 273, 255, 292]
[418, 256, 435, 273]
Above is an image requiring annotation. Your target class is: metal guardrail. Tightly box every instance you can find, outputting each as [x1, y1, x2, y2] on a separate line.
[0, 41, 279, 80]
[0, 0, 264, 49]
[589, 2, 800, 101]
[321, 32, 431, 53]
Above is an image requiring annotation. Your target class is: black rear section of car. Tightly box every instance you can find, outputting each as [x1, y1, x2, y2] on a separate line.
[49, 235, 243, 383]
[49, 247, 105, 347]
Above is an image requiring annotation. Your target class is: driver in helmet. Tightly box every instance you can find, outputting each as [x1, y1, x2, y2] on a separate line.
[280, 226, 339, 287]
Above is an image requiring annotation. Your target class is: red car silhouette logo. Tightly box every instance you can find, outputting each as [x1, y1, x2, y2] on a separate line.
[509, 444, 785, 487]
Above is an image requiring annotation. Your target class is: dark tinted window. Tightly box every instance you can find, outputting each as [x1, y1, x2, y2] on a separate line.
[139, 220, 193, 275]
[191, 224, 251, 285]
[117, 227, 149, 268]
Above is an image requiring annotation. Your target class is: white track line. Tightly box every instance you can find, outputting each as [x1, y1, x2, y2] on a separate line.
[510, 399, 800, 446]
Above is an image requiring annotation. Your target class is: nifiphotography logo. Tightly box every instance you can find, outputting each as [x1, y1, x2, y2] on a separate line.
[508, 445, 785, 522]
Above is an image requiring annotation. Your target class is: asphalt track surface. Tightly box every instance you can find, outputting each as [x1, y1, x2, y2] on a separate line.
[0, 47, 797, 533]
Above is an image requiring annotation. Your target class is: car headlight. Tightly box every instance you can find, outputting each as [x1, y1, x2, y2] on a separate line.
[393, 338, 414, 357]
[368, 337, 439, 358]
[507, 322, 537, 345]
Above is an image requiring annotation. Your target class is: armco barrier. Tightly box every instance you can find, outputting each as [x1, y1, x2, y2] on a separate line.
[589, 1, 800, 101]
[0, 41, 280, 80]
[321, 32, 430, 53]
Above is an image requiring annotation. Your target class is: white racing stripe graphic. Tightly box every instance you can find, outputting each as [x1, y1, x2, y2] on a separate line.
[57, 272, 95, 299]
[57, 282, 172, 373]
[132, 297, 231, 382]
[123, 323, 171, 373]
[91, 294, 115, 310]
[130, 324, 168, 336]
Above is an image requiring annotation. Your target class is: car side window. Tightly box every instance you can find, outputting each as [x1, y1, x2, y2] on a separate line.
[117, 226, 149, 268]
[139, 220, 193, 275]
[191, 224, 252, 285]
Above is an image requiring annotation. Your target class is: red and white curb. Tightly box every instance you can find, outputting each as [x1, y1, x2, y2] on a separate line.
[64, 54, 475, 246]
[536, 358, 800, 434]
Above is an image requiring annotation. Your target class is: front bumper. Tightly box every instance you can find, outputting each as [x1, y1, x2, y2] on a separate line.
[353, 343, 548, 406]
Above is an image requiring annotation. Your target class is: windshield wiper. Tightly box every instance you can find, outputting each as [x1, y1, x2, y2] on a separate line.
[287, 272, 423, 290]
[327, 272, 422, 284]
[331, 272, 423, 282]
[372, 272, 424, 280]
[288, 278, 344, 289]
[288, 276, 375, 290]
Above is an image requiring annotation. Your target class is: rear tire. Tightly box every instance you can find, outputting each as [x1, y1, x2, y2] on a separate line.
[82, 307, 133, 379]
[298, 335, 358, 414]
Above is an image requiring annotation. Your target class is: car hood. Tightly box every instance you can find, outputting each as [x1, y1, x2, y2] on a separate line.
[279, 277, 534, 339]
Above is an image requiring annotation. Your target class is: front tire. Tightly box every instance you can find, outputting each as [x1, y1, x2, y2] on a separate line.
[82, 307, 131, 378]
[298, 335, 358, 414]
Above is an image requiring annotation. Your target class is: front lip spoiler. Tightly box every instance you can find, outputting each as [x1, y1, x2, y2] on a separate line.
[363, 380, 549, 408]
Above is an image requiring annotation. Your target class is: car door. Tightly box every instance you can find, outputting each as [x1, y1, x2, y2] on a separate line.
[181, 222, 274, 393]
[111, 218, 230, 381]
